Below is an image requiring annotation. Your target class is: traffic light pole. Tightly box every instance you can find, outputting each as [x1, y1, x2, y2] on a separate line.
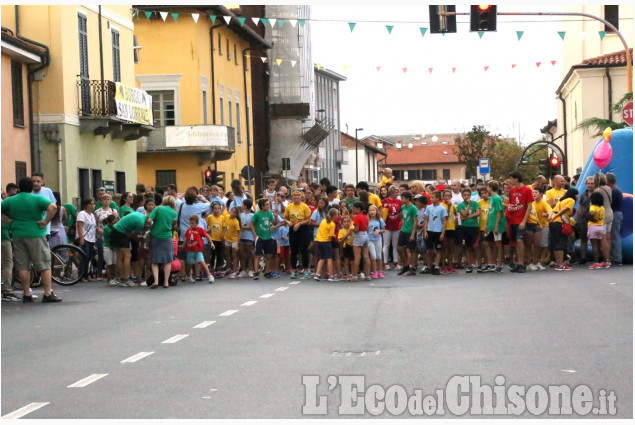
[441, 10, 632, 93]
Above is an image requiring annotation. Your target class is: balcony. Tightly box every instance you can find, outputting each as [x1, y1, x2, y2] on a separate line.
[138, 125, 236, 163]
[77, 79, 153, 141]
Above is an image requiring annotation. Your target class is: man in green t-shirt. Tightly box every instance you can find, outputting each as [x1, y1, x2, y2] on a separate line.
[251, 199, 285, 279]
[110, 212, 149, 286]
[1, 178, 62, 303]
[483, 181, 507, 272]
[457, 188, 482, 273]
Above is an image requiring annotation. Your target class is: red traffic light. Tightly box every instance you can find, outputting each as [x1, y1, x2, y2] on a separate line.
[478, 4, 492, 11]
[204, 169, 212, 178]
[549, 156, 560, 167]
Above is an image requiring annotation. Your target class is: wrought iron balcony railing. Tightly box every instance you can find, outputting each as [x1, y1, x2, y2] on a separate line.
[77, 79, 117, 117]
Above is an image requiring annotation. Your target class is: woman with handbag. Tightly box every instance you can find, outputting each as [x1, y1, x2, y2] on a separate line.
[547, 188, 579, 271]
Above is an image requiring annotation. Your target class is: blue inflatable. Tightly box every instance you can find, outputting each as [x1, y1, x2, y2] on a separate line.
[575, 128, 633, 263]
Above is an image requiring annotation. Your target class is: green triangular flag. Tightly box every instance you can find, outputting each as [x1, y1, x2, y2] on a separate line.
[599, 31, 606, 40]
[209, 15, 217, 24]
[516, 31, 524, 40]
[386, 25, 393, 34]
[299, 19, 306, 27]
[420, 27, 428, 37]
[478, 31, 484, 39]
[237, 17, 246, 26]
[278, 19, 285, 27]
[558, 31, 566, 41]
[144, 11, 153, 20]
[348, 22, 356, 32]
[261, 18, 269, 26]
[132, 9, 139, 19]
[171, 12, 178, 22]
[442, 33, 445, 37]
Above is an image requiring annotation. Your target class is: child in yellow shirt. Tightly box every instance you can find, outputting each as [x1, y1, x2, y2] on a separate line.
[206, 202, 225, 275]
[223, 207, 241, 278]
[588, 192, 608, 269]
[379, 167, 394, 189]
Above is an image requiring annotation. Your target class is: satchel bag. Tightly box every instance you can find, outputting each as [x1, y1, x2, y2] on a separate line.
[560, 213, 573, 237]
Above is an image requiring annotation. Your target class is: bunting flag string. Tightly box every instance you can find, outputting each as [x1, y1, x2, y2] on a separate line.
[298, 19, 306, 27]
[558, 31, 566, 40]
[420, 28, 427, 38]
[376, 66, 381, 72]
[516, 31, 523, 40]
[386, 25, 394, 34]
[171, 12, 178, 22]
[261, 18, 269, 26]
[291, 60, 297, 67]
[237, 17, 246, 27]
[599, 31, 606, 40]
[144, 11, 152, 20]
[278, 19, 285, 27]
[536, 62, 541, 67]
[452, 67, 456, 73]
[484, 66, 489, 72]
[251, 17, 260, 26]
[428, 68, 433, 74]
[160, 11, 168, 22]
[209, 15, 216, 24]
[222, 16, 231, 25]
[478, 31, 484, 39]
[348, 22, 356, 32]
[269, 18, 277, 27]
[289, 19, 297, 28]
[192, 13, 199, 23]
[402, 67, 407, 73]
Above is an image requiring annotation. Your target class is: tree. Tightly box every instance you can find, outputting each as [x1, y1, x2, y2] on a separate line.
[489, 139, 525, 180]
[453, 125, 497, 178]
[576, 92, 633, 137]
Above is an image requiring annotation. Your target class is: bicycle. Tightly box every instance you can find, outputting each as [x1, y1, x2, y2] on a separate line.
[11, 243, 89, 289]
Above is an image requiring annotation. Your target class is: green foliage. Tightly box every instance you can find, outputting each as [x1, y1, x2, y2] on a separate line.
[453, 125, 497, 178]
[489, 139, 525, 181]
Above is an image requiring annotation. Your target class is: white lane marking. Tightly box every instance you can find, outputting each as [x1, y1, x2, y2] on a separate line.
[121, 352, 154, 363]
[67, 374, 108, 388]
[219, 310, 238, 316]
[289, 281, 300, 285]
[162, 334, 189, 344]
[193, 321, 216, 328]
[259, 293, 275, 298]
[562, 369, 577, 373]
[275, 287, 289, 292]
[2, 402, 50, 419]
[241, 301, 258, 306]
[609, 282, 617, 285]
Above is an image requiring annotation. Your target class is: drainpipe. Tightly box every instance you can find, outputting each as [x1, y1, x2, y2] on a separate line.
[605, 66, 613, 121]
[98, 6, 105, 114]
[209, 23, 222, 124]
[558, 92, 568, 176]
[16, 5, 50, 178]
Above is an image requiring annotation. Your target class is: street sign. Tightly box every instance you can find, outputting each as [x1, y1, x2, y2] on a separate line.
[479, 158, 490, 175]
[622, 101, 633, 126]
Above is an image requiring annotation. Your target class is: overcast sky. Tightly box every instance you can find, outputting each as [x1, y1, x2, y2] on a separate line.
[310, 3, 569, 145]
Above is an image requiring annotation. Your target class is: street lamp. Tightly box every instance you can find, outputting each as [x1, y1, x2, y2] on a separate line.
[355, 128, 363, 183]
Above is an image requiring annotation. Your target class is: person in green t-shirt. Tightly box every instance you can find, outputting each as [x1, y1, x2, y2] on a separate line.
[111, 211, 149, 286]
[95, 187, 119, 212]
[484, 181, 507, 272]
[397, 191, 419, 275]
[118, 192, 135, 217]
[1, 178, 61, 302]
[147, 196, 178, 288]
[63, 202, 78, 243]
[457, 188, 482, 273]
[251, 199, 286, 279]
[343, 184, 358, 211]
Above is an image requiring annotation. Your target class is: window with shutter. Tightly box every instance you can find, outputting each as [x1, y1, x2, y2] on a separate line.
[112, 29, 121, 82]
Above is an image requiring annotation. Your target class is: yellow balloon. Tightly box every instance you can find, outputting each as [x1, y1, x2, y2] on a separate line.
[602, 127, 613, 142]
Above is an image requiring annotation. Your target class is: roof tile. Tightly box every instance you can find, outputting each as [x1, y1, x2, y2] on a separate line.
[582, 48, 633, 66]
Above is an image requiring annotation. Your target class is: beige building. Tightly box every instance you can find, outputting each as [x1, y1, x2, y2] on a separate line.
[554, 5, 633, 176]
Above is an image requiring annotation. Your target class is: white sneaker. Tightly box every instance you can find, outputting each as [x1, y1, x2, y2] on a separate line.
[536, 263, 546, 271]
[208, 274, 215, 283]
[108, 279, 118, 286]
[239, 271, 247, 278]
[527, 264, 538, 271]
[188, 276, 196, 283]
[248, 271, 254, 278]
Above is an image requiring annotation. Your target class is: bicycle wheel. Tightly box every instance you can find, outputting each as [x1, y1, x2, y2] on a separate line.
[50, 244, 88, 286]
[11, 266, 36, 290]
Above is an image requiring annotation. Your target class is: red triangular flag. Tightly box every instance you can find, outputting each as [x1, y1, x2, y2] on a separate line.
[511, 64, 517, 69]
[428, 68, 433, 74]
[402, 67, 407, 74]
[551, 60, 556, 66]
[376, 66, 381, 72]
[452, 67, 456, 73]
[484, 66, 489, 72]
[536, 62, 541, 67]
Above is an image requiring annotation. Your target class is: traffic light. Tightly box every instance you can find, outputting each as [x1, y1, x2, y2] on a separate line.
[204, 167, 213, 185]
[549, 156, 560, 176]
[470, 5, 497, 32]
[429, 5, 457, 34]
[538, 158, 549, 177]
[215, 171, 225, 188]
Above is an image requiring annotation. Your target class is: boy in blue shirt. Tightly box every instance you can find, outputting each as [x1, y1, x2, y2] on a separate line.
[424, 191, 448, 275]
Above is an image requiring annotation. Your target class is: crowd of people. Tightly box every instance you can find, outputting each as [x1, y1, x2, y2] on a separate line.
[0, 166, 626, 303]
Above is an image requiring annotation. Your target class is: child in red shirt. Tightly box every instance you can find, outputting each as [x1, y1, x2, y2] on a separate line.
[181, 215, 215, 283]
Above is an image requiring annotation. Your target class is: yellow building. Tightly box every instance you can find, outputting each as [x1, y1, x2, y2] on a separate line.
[1, 5, 152, 204]
[134, 6, 269, 193]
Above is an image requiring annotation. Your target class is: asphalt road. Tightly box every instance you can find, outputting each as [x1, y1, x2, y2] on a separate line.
[2, 265, 632, 419]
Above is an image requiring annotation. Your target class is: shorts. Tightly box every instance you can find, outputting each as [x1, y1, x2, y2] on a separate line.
[353, 231, 369, 247]
[539, 227, 549, 248]
[549, 222, 567, 251]
[317, 241, 333, 260]
[110, 228, 129, 249]
[587, 224, 605, 240]
[368, 239, 383, 260]
[397, 231, 416, 251]
[342, 245, 354, 260]
[13, 237, 51, 272]
[186, 251, 205, 264]
[525, 223, 538, 233]
[445, 230, 456, 241]
[459, 226, 480, 247]
[225, 240, 238, 249]
[239, 238, 254, 245]
[103, 247, 117, 266]
[425, 231, 442, 251]
[508, 224, 526, 242]
[255, 238, 277, 256]
[484, 231, 502, 243]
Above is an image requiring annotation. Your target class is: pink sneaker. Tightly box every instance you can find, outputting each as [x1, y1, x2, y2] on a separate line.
[378, 272, 384, 278]
[371, 272, 378, 279]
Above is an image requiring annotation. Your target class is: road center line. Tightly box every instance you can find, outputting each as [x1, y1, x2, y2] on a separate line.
[162, 334, 189, 344]
[259, 293, 275, 298]
[121, 352, 154, 363]
[219, 309, 238, 316]
[241, 301, 258, 306]
[275, 287, 289, 292]
[193, 321, 216, 328]
[288, 281, 300, 285]
[2, 402, 50, 419]
[67, 374, 109, 388]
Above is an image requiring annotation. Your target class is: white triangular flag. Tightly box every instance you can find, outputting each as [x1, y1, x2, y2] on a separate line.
[289, 19, 297, 28]
[192, 13, 199, 23]
[260, 56, 267, 63]
[291, 60, 297, 67]
[160, 11, 168, 22]
[223, 16, 231, 25]
[269, 18, 277, 27]
[251, 17, 260, 25]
